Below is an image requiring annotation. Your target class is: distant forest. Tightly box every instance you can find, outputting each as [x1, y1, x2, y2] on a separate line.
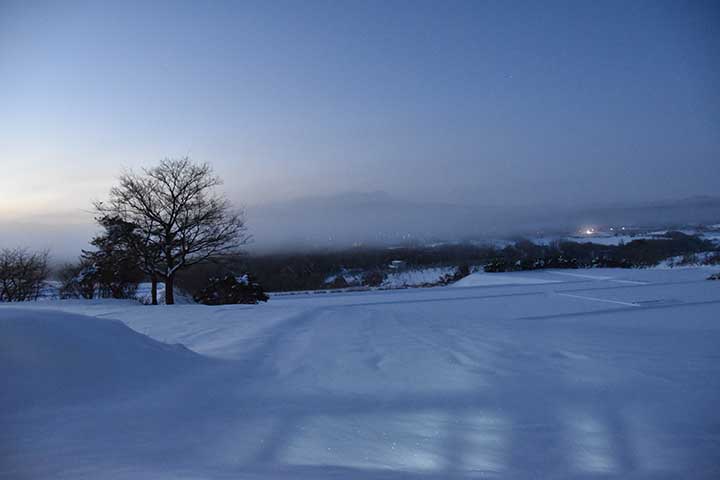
[175, 231, 720, 293]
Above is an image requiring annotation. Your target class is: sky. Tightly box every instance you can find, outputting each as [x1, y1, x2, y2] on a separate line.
[1, 0, 719, 255]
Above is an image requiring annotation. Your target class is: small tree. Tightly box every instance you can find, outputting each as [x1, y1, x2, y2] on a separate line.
[58, 260, 97, 299]
[96, 157, 250, 304]
[101, 216, 163, 304]
[0, 248, 49, 302]
[81, 216, 144, 299]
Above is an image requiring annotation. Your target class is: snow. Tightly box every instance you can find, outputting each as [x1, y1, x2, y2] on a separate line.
[126, 282, 193, 305]
[564, 234, 644, 246]
[323, 270, 364, 286]
[322, 266, 461, 290]
[452, 270, 561, 287]
[34, 281, 192, 305]
[382, 266, 456, 288]
[0, 309, 207, 412]
[655, 251, 719, 269]
[702, 232, 720, 245]
[526, 229, 720, 247]
[2, 267, 720, 478]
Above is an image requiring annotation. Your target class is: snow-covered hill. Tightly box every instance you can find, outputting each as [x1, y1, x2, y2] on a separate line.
[0, 309, 207, 412]
[2, 267, 720, 478]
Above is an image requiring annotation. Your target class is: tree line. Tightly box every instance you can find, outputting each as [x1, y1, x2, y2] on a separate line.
[4, 229, 718, 301]
[226, 233, 720, 291]
[483, 233, 718, 272]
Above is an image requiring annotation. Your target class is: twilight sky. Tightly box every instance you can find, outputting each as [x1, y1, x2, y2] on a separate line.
[1, 1, 719, 236]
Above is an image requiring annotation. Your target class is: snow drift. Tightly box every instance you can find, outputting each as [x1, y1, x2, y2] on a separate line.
[0, 308, 206, 411]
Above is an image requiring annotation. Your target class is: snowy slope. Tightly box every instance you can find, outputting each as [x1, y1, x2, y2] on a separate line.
[2, 267, 720, 479]
[452, 270, 561, 287]
[0, 309, 206, 412]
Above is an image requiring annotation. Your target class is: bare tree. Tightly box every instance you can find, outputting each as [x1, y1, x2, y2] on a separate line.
[0, 248, 49, 302]
[96, 157, 249, 304]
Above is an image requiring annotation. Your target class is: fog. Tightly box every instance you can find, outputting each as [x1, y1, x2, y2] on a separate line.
[246, 193, 720, 251]
[3, 192, 720, 263]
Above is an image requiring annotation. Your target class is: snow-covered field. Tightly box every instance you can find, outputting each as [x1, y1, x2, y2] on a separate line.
[2, 267, 720, 479]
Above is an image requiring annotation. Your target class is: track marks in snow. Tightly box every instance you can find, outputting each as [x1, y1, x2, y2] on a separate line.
[546, 271, 648, 285]
[555, 292, 640, 307]
[339, 290, 545, 309]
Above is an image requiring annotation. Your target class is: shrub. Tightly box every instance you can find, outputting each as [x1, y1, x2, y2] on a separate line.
[193, 274, 269, 305]
[484, 258, 512, 273]
[362, 270, 385, 287]
[327, 275, 349, 289]
[456, 264, 470, 278]
[0, 248, 49, 302]
[58, 261, 96, 299]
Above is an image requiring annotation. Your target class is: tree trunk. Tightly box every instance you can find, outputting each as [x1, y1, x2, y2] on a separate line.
[151, 275, 158, 305]
[165, 274, 175, 305]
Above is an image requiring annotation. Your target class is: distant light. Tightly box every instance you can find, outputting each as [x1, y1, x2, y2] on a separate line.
[583, 228, 595, 235]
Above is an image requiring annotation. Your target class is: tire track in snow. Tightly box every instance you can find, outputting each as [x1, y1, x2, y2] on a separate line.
[555, 293, 640, 308]
[517, 298, 720, 321]
[338, 291, 545, 309]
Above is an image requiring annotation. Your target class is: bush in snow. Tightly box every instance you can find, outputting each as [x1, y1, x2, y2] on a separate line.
[362, 270, 385, 287]
[327, 275, 349, 289]
[0, 248, 49, 302]
[703, 252, 720, 265]
[193, 274, 269, 305]
[58, 261, 97, 299]
[438, 264, 472, 285]
[484, 258, 511, 273]
[708, 273, 720, 281]
[456, 263, 471, 278]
